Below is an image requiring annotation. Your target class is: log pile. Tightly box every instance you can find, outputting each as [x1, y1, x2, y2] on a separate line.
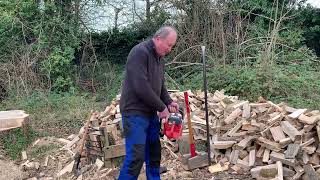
[65, 90, 320, 179]
[170, 90, 320, 180]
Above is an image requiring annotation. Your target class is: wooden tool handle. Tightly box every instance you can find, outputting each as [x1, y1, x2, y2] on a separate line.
[79, 111, 93, 155]
[184, 92, 196, 157]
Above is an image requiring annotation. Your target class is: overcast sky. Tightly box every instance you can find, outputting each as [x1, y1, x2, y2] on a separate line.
[307, 0, 320, 7]
[88, 0, 320, 31]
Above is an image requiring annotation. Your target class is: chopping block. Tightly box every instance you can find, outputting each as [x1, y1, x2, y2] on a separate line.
[181, 151, 209, 170]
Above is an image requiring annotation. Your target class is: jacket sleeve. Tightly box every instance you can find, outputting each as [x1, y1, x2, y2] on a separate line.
[160, 74, 173, 106]
[126, 47, 167, 112]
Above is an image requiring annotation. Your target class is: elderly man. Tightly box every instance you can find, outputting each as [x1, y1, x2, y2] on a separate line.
[119, 26, 178, 180]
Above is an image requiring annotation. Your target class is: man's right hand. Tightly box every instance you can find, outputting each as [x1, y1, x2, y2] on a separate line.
[159, 107, 170, 122]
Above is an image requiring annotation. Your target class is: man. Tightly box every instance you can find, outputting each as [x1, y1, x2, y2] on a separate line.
[119, 26, 179, 180]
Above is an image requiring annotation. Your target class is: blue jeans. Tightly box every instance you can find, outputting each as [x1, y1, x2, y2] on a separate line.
[118, 114, 161, 180]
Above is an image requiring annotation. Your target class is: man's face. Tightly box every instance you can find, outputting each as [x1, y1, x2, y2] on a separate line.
[154, 32, 177, 57]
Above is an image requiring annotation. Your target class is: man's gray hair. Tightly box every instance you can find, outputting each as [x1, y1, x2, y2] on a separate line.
[153, 26, 177, 39]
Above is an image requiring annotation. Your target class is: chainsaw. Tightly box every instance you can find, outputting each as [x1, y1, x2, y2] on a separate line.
[160, 110, 183, 140]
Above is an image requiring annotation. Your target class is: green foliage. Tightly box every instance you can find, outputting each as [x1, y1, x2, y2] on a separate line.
[0, 127, 39, 160]
[41, 47, 76, 92]
[177, 63, 320, 110]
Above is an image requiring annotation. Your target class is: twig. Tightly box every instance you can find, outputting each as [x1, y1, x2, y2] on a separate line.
[161, 139, 178, 159]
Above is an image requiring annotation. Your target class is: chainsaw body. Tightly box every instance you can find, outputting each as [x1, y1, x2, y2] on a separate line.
[163, 112, 183, 139]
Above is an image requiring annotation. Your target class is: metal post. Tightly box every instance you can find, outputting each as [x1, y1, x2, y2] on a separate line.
[201, 46, 211, 165]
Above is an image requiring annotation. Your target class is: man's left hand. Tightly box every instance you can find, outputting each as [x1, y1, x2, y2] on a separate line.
[168, 102, 179, 113]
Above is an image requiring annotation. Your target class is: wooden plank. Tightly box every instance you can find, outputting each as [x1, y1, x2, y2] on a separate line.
[241, 121, 259, 131]
[239, 150, 249, 159]
[303, 164, 319, 180]
[0, 110, 29, 131]
[237, 159, 250, 169]
[279, 137, 291, 148]
[267, 101, 283, 112]
[230, 149, 240, 164]
[208, 162, 229, 173]
[257, 137, 281, 152]
[302, 146, 316, 154]
[302, 152, 310, 164]
[275, 161, 284, 180]
[288, 109, 307, 119]
[21, 151, 27, 160]
[211, 141, 237, 149]
[242, 102, 251, 119]
[250, 164, 278, 179]
[298, 114, 320, 125]
[224, 108, 242, 124]
[249, 149, 256, 167]
[283, 167, 295, 177]
[262, 148, 270, 163]
[310, 153, 320, 165]
[64, 136, 80, 149]
[280, 121, 302, 141]
[285, 144, 300, 159]
[256, 146, 265, 158]
[95, 158, 104, 170]
[301, 138, 315, 147]
[269, 126, 286, 142]
[104, 144, 125, 159]
[267, 114, 283, 125]
[284, 106, 297, 113]
[235, 136, 255, 150]
[57, 160, 74, 177]
[270, 151, 296, 167]
[227, 119, 245, 136]
[303, 124, 315, 132]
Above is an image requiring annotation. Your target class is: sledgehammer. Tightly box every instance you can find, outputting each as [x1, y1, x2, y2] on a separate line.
[184, 91, 197, 157]
[182, 91, 208, 170]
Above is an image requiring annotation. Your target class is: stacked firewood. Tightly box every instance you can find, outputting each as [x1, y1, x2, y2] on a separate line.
[171, 90, 320, 180]
[71, 90, 320, 179]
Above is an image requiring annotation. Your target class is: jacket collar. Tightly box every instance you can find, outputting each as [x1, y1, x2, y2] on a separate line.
[146, 39, 161, 60]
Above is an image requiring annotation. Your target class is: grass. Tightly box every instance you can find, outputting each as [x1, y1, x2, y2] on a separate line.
[30, 144, 60, 159]
[0, 91, 108, 159]
[0, 127, 38, 160]
[0, 91, 106, 136]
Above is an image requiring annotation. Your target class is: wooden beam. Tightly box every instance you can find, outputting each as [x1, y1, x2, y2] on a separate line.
[235, 136, 255, 150]
[0, 110, 29, 131]
[270, 151, 296, 167]
[262, 148, 270, 163]
[285, 144, 300, 159]
[230, 149, 240, 164]
[211, 141, 236, 149]
[104, 144, 125, 159]
[227, 119, 245, 136]
[224, 108, 242, 124]
[242, 102, 251, 119]
[303, 164, 319, 180]
[269, 126, 286, 142]
[250, 164, 278, 179]
[280, 121, 302, 141]
[298, 114, 320, 125]
[288, 109, 307, 119]
[249, 149, 256, 167]
[257, 137, 281, 152]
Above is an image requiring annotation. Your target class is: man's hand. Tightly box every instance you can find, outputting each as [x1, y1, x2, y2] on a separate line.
[159, 107, 170, 122]
[168, 102, 179, 113]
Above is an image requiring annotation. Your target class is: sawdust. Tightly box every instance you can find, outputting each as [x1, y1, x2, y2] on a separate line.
[0, 159, 24, 180]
